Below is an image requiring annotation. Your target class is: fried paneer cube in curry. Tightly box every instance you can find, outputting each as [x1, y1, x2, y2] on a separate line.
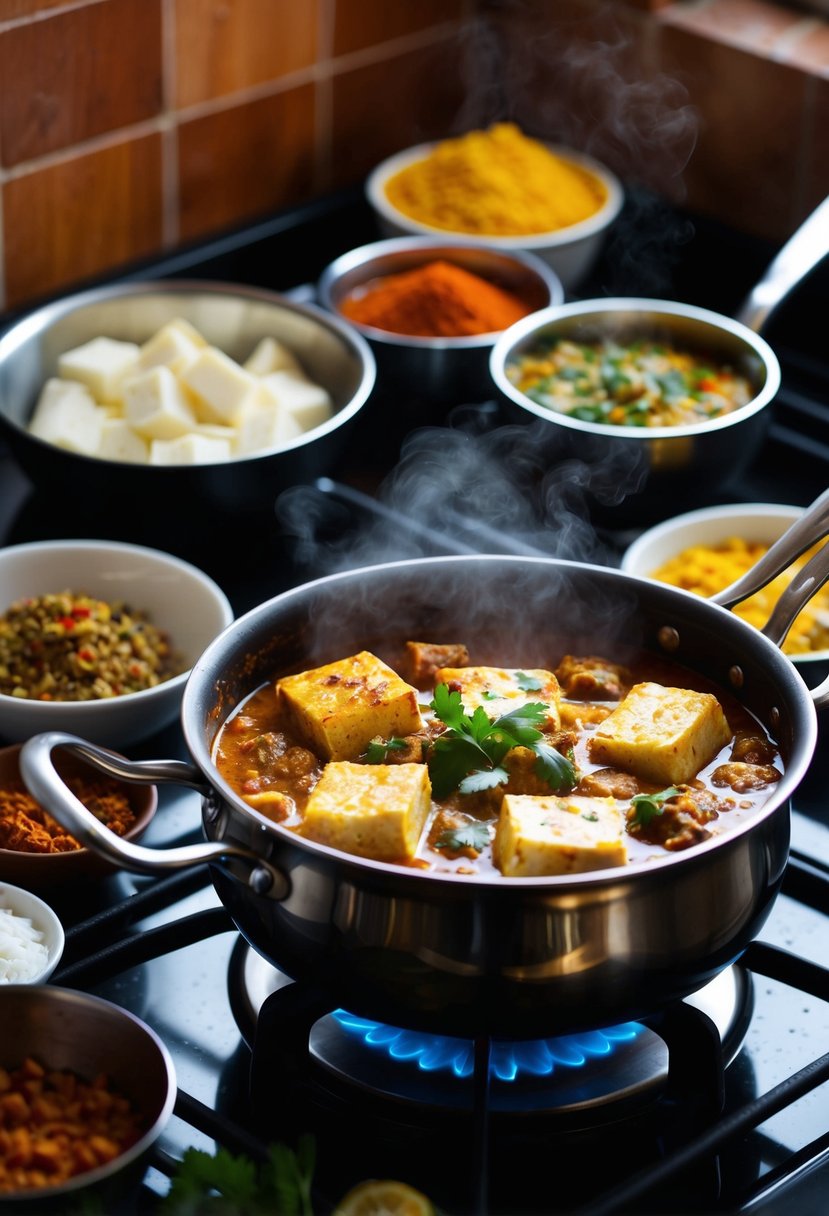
[302, 761, 431, 861]
[588, 681, 731, 787]
[494, 794, 628, 876]
[276, 651, 422, 762]
[434, 666, 561, 731]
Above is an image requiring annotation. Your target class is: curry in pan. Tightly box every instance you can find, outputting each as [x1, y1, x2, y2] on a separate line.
[213, 641, 783, 877]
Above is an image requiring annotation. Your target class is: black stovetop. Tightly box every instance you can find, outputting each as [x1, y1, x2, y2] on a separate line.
[0, 187, 828, 1216]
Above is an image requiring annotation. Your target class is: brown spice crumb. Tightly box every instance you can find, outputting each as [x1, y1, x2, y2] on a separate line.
[0, 777, 137, 854]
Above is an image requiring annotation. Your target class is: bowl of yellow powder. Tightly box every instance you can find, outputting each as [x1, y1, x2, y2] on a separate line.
[621, 503, 829, 680]
[366, 124, 624, 292]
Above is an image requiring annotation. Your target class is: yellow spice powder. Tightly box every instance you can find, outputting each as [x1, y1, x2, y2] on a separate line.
[384, 123, 608, 237]
[650, 537, 829, 655]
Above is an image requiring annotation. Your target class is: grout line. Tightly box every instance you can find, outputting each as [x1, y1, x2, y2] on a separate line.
[315, 0, 337, 193]
[0, 19, 465, 186]
[160, 0, 179, 249]
[0, 0, 107, 34]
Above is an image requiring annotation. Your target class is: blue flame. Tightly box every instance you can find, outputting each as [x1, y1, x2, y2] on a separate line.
[331, 1011, 642, 1081]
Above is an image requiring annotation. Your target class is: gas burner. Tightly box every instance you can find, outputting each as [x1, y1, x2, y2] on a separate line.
[228, 942, 752, 1120]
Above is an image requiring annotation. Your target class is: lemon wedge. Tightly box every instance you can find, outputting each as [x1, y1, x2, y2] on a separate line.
[334, 1178, 435, 1216]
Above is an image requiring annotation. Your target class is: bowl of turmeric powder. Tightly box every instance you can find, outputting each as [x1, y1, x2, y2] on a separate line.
[0, 742, 157, 889]
[317, 236, 563, 413]
[621, 502, 829, 681]
[365, 124, 623, 291]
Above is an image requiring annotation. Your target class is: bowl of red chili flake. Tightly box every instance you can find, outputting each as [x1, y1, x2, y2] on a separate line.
[0, 743, 157, 888]
[0, 539, 233, 748]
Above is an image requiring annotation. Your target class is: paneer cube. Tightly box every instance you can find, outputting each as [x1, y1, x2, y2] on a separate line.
[587, 681, 732, 787]
[97, 417, 150, 463]
[302, 761, 431, 861]
[276, 651, 422, 761]
[57, 336, 140, 403]
[260, 370, 334, 432]
[28, 378, 105, 454]
[494, 794, 627, 876]
[149, 433, 232, 464]
[243, 336, 304, 377]
[134, 320, 204, 376]
[180, 346, 259, 424]
[235, 393, 304, 454]
[122, 365, 198, 439]
[434, 666, 561, 731]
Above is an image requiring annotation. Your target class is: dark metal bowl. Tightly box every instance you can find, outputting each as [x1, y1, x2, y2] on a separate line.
[0, 279, 376, 515]
[317, 236, 563, 419]
[0, 985, 175, 1209]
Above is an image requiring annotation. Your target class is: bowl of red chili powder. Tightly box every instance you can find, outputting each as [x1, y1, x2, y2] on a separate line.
[317, 236, 563, 419]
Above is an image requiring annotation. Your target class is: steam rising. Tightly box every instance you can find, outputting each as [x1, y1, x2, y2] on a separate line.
[277, 419, 646, 580]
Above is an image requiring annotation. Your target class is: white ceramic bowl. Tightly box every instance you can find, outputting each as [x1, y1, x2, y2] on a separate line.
[366, 141, 624, 293]
[0, 880, 64, 983]
[621, 502, 829, 673]
[0, 539, 234, 748]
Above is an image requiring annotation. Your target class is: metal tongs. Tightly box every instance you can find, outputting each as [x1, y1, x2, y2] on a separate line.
[711, 486, 829, 660]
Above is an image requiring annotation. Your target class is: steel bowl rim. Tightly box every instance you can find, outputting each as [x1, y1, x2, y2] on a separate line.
[366, 139, 625, 249]
[0, 277, 377, 464]
[317, 234, 566, 349]
[489, 297, 782, 439]
[183, 551, 815, 891]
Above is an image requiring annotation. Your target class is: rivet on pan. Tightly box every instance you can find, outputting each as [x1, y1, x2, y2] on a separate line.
[249, 867, 274, 895]
[770, 706, 781, 731]
[729, 666, 744, 689]
[203, 796, 221, 824]
[658, 626, 680, 652]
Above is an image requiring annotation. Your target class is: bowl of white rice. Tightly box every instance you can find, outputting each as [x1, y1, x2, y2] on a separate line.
[0, 882, 64, 984]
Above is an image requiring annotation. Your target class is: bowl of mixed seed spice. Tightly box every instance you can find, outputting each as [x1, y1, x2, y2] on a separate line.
[0, 539, 234, 748]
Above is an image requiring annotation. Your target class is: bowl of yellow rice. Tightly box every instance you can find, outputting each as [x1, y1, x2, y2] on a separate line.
[621, 502, 829, 681]
[366, 124, 624, 292]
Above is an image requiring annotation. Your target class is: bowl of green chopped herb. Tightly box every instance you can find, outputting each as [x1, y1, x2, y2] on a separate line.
[488, 298, 779, 524]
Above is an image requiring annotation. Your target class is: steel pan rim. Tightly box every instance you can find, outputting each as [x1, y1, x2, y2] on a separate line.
[182, 552, 815, 891]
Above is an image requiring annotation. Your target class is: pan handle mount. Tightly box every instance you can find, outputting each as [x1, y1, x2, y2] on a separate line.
[710, 487, 829, 612]
[19, 732, 290, 899]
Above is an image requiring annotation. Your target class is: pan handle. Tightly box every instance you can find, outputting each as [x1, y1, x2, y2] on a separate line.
[19, 732, 290, 899]
[734, 195, 829, 333]
[710, 487, 829, 610]
[755, 544, 829, 710]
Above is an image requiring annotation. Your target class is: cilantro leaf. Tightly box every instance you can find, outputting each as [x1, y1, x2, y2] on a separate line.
[428, 684, 565, 797]
[630, 786, 681, 826]
[434, 820, 492, 852]
[515, 671, 543, 691]
[363, 737, 408, 764]
[162, 1137, 316, 1216]
[430, 682, 468, 733]
[532, 742, 578, 792]
[459, 767, 510, 794]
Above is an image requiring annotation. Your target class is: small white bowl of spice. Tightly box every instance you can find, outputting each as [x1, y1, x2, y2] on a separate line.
[0, 539, 234, 748]
[366, 123, 624, 291]
[0, 881, 64, 984]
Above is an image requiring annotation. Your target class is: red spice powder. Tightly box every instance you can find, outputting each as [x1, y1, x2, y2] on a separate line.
[339, 259, 533, 338]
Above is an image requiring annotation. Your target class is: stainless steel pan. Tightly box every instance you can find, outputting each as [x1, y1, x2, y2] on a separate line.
[20, 508, 829, 1039]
